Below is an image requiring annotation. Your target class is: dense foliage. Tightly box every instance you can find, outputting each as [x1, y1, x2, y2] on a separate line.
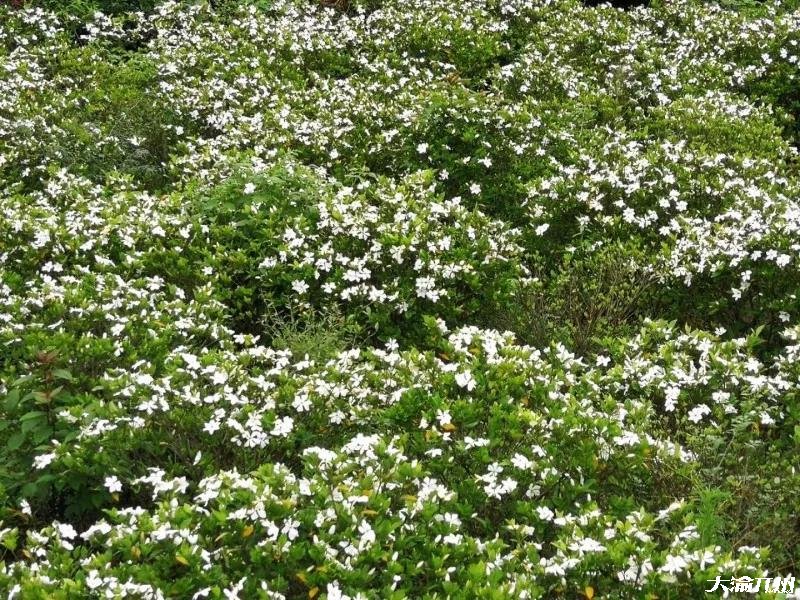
[2, 0, 800, 597]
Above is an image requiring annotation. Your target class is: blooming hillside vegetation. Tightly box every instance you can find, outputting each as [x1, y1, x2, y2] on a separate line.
[2, 0, 800, 597]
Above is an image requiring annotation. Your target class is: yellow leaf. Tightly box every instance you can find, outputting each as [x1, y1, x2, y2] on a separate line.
[308, 587, 320, 599]
[242, 525, 254, 538]
[131, 546, 141, 560]
[175, 554, 189, 566]
[441, 422, 457, 432]
[296, 572, 308, 585]
[584, 586, 594, 599]
[112, 493, 119, 503]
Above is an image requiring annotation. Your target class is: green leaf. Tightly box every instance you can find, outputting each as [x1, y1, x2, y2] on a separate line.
[6, 432, 25, 451]
[1, 530, 18, 551]
[32, 427, 51, 445]
[11, 375, 33, 388]
[22, 417, 46, 434]
[20, 410, 47, 421]
[4, 388, 20, 411]
[52, 369, 73, 381]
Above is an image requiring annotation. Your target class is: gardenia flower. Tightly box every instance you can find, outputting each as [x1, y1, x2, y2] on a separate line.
[33, 453, 56, 470]
[569, 537, 606, 554]
[291, 280, 310, 294]
[660, 554, 689, 575]
[687, 404, 711, 423]
[511, 453, 533, 470]
[455, 371, 476, 391]
[104, 476, 123, 493]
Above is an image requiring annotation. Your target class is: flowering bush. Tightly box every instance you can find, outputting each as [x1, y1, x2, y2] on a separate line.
[2, 0, 800, 597]
[201, 164, 524, 341]
[3, 322, 794, 597]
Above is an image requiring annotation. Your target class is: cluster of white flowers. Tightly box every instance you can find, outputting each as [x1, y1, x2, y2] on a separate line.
[2, 317, 791, 595]
[252, 169, 524, 319]
[1, 0, 800, 597]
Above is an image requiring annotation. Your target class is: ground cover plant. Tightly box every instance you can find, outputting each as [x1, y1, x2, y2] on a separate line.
[2, 0, 800, 597]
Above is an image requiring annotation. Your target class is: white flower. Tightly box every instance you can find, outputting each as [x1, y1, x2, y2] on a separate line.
[464, 436, 490, 449]
[687, 404, 711, 424]
[570, 537, 606, 553]
[326, 582, 349, 600]
[660, 554, 689, 574]
[56, 522, 77, 540]
[243, 183, 256, 194]
[86, 570, 104, 590]
[203, 420, 221, 435]
[291, 280, 310, 294]
[33, 453, 56, 470]
[270, 416, 294, 437]
[664, 386, 680, 412]
[282, 519, 300, 541]
[292, 392, 312, 412]
[104, 476, 122, 493]
[455, 371, 476, 391]
[534, 223, 550, 235]
[469, 183, 481, 195]
[500, 477, 518, 494]
[511, 453, 533, 470]
[416, 143, 428, 154]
